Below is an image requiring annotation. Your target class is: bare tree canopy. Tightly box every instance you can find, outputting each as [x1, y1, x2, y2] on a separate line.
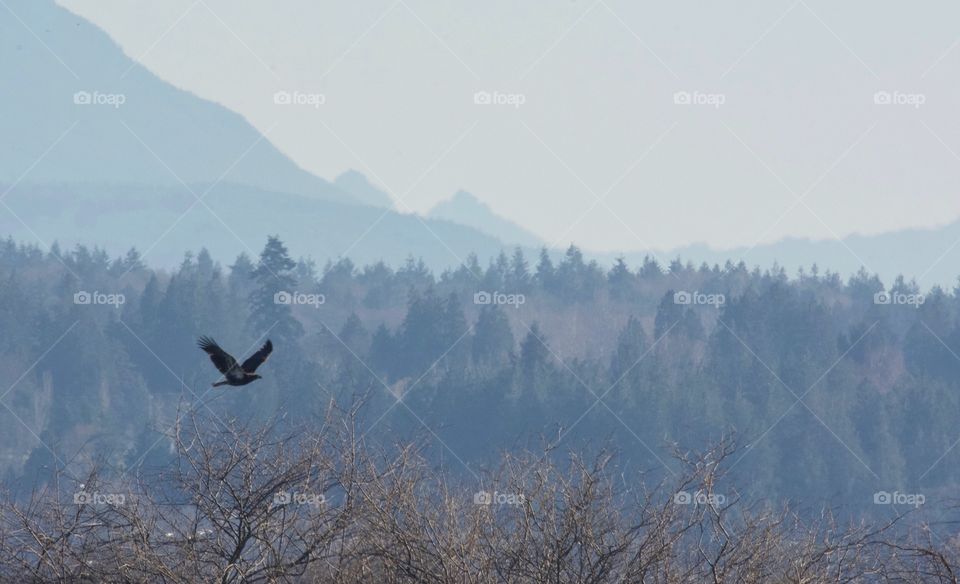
[1, 401, 956, 583]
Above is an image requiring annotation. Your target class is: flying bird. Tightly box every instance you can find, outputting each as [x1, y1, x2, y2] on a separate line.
[197, 336, 273, 387]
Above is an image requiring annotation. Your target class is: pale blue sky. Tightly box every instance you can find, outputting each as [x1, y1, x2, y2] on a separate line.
[59, 0, 960, 253]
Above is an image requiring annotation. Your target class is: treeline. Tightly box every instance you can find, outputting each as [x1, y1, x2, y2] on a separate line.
[1, 236, 959, 512]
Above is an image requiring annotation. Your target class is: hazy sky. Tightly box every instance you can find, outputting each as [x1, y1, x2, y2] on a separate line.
[59, 0, 960, 253]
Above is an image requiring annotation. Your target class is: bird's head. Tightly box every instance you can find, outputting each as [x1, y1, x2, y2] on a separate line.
[251, 374, 263, 381]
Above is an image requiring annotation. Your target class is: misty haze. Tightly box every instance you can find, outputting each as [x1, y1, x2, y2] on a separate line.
[2, 1, 960, 582]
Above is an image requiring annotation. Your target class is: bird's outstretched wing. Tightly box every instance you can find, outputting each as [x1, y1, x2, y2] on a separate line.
[242, 339, 273, 373]
[197, 336, 238, 374]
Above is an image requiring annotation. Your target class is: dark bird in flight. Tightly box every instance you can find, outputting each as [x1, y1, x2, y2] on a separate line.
[197, 336, 273, 387]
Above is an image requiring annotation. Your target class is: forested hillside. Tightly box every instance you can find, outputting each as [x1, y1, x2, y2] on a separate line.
[0, 235, 956, 514]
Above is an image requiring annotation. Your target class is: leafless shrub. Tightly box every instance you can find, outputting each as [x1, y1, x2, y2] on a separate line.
[0, 401, 956, 583]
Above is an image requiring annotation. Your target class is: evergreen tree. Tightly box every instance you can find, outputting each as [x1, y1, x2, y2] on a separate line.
[535, 248, 555, 291]
[610, 316, 649, 387]
[248, 236, 303, 340]
[138, 274, 162, 334]
[555, 245, 603, 302]
[338, 313, 370, 354]
[320, 258, 354, 306]
[608, 257, 635, 300]
[506, 247, 531, 292]
[359, 261, 396, 308]
[439, 293, 471, 370]
[472, 304, 515, 369]
[332, 313, 375, 386]
[654, 290, 684, 339]
[396, 288, 446, 378]
[482, 252, 509, 291]
[109, 247, 145, 275]
[519, 322, 552, 390]
[196, 248, 216, 280]
[904, 287, 954, 380]
[638, 256, 662, 279]
[228, 253, 255, 295]
[296, 258, 319, 287]
[370, 323, 397, 378]
[396, 256, 434, 291]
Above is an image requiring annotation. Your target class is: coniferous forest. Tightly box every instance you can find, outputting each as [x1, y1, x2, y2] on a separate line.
[1, 235, 958, 519]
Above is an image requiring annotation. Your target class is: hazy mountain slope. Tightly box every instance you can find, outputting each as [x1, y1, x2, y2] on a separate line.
[5, 0, 957, 285]
[333, 171, 394, 210]
[0, 0, 512, 268]
[641, 222, 960, 288]
[1, 0, 350, 203]
[0, 183, 506, 269]
[429, 190, 543, 248]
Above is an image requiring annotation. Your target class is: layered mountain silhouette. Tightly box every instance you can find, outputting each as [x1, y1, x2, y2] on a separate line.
[333, 171, 395, 210]
[1, 0, 353, 200]
[659, 223, 960, 289]
[0, 0, 510, 267]
[1, 182, 511, 269]
[3, 0, 959, 286]
[428, 191, 543, 248]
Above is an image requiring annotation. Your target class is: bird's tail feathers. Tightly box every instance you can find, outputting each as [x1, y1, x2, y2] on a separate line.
[212, 380, 229, 387]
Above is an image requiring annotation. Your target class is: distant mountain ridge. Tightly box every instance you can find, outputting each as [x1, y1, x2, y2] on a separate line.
[0, 0, 510, 268]
[4, 0, 960, 287]
[1, 0, 353, 203]
[617, 220, 960, 289]
[428, 190, 543, 248]
[333, 171, 395, 210]
[0, 182, 508, 269]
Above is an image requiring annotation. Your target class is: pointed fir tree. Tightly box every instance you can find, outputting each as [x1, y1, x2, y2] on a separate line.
[608, 257, 635, 300]
[472, 304, 515, 370]
[248, 236, 304, 340]
[506, 247, 531, 292]
[535, 248, 555, 291]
